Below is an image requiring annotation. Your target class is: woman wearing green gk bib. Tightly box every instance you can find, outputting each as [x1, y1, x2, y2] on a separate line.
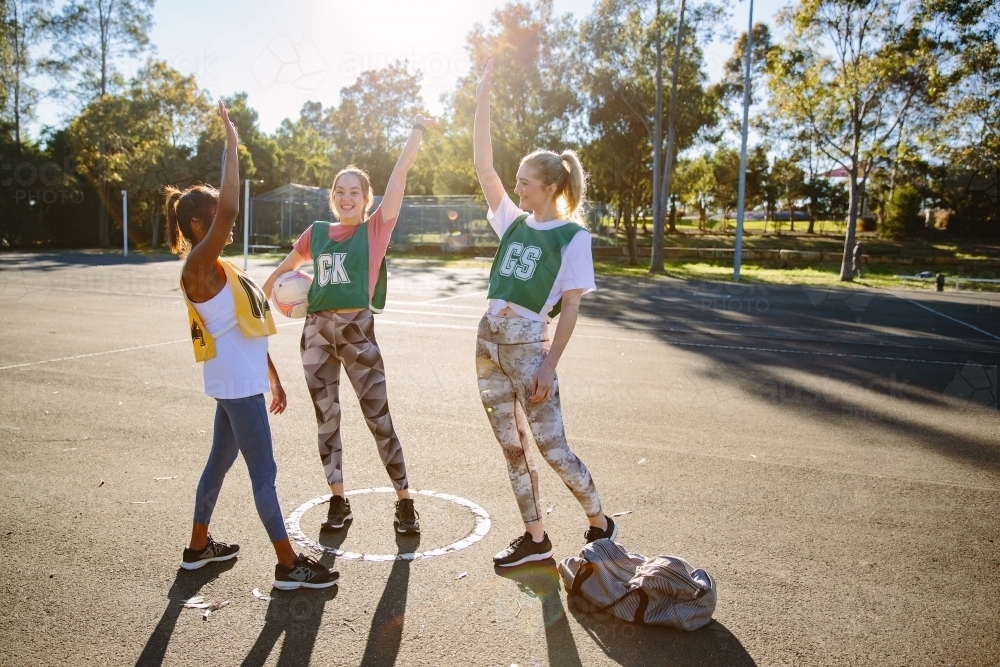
[474, 59, 616, 568]
[264, 115, 438, 535]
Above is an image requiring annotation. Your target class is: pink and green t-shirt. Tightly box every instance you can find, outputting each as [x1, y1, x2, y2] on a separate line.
[292, 205, 397, 302]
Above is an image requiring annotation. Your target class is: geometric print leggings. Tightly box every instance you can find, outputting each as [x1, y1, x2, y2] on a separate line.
[300, 309, 408, 491]
[476, 314, 602, 525]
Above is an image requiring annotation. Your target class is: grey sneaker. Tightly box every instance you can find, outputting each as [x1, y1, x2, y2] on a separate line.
[583, 516, 618, 544]
[272, 554, 339, 590]
[180, 535, 239, 570]
[394, 498, 420, 534]
[322, 495, 353, 530]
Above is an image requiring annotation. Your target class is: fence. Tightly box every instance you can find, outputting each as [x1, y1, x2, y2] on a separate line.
[246, 183, 618, 251]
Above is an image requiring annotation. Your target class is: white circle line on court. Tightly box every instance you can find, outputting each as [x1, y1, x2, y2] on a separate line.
[285, 488, 492, 562]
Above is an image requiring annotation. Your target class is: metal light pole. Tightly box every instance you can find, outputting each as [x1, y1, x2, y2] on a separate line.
[733, 0, 754, 281]
[121, 189, 128, 258]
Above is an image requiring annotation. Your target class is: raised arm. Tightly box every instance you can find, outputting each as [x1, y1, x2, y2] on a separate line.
[380, 114, 440, 222]
[187, 102, 240, 273]
[474, 59, 506, 213]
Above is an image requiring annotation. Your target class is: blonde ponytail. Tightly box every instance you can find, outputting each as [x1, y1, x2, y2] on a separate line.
[520, 149, 589, 221]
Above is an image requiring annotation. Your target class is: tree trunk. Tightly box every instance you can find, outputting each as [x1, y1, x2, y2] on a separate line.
[151, 201, 160, 249]
[98, 139, 109, 247]
[840, 173, 860, 281]
[668, 196, 677, 234]
[624, 200, 638, 266]
[651, 0, 663, 264]
[651, 0, 686, 273]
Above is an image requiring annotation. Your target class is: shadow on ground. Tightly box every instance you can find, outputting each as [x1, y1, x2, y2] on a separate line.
[239, 527, 346, 667]
[495, 560, 755, 667]
[588, 277, 1000, 477]
[134, 560, 237, 667]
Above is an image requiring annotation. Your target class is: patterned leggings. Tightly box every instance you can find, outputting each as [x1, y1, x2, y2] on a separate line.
[476, 314, 602, 524]
[301, 309, 408, 491]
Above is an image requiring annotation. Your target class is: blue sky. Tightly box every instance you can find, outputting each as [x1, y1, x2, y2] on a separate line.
[34, 0, 789, 135]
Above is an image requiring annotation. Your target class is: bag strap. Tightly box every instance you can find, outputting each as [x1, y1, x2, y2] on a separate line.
[569, 558, 640, 615]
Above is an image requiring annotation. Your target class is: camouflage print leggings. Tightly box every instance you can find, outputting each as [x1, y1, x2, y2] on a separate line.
[476, 314, 602, 524]
[301, 309, 408, 491]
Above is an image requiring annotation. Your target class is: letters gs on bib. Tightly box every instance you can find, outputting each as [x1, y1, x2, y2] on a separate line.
[318, 253, 351, 286]
[499, 243, 542, 281]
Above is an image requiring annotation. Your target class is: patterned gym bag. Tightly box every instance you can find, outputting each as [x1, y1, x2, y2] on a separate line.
[557, 539, 716, 631]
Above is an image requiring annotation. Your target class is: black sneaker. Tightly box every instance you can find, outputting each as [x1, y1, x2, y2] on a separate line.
[584, 515, 618, 544]
[493, 532, 553, 568]
[321, 495, 353, 530]
[394, 498, 420, 534]
[272, 554, 340, 590]
[180, 535, 240, 570]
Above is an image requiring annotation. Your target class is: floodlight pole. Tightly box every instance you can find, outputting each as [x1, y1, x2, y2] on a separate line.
[121, 189, 128, 258]
[733, 0, 754, 281]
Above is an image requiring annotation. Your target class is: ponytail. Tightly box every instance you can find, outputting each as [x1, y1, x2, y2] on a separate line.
[520, 149, 589, 221]
[559, 149, 587, 219]
[162, 184, 219, 256]
[163, 187, 186, 255]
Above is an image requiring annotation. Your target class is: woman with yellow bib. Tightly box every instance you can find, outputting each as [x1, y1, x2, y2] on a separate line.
[169, 101, 337, 590]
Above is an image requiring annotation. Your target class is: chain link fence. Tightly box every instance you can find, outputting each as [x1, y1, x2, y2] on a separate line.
[245, 184, 617, 251]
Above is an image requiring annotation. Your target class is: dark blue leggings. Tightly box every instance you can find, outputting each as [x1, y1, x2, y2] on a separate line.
[192, 394, 288, 543]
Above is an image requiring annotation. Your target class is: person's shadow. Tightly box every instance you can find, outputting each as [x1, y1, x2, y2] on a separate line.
[495, 559, 585, 667]
[358, 531, 420, 667]
[135, 559, 238, 666]
[240, 529, 344, 667]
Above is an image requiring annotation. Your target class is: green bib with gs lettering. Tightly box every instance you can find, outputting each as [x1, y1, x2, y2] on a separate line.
[487, 214, 585, 318]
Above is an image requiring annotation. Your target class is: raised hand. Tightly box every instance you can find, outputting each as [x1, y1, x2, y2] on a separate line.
[219, 100, 238, 149]
[476, 58, 494, 102]
[415, 114, 441, 130]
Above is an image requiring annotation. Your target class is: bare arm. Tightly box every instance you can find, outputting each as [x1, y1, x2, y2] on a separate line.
[474, 59, 506, 214]
[530, 289, 583, 403]
[380, 114, 440, 222]
[266, 353, 287, 415]
[186, 102, 240, 275]
[263, 248, 307, 298]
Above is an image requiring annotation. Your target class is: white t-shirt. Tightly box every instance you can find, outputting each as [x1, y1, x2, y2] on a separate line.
[486, 195, 596, 322]
[191, 282, 270, 400]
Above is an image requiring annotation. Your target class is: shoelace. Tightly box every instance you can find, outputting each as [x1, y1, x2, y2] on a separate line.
[508, 534, 530, 550]
[297, 554, 323, 570]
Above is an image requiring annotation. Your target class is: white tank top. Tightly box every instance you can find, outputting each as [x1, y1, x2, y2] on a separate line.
[191, 282, 270, 399]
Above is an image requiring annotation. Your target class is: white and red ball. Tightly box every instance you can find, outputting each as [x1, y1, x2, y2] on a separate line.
[271, 270, 312, 319]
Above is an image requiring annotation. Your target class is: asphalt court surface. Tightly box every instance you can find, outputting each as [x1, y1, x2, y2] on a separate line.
[0, 251, 998, 666]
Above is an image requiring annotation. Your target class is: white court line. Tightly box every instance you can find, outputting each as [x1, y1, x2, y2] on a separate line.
[0, 321, 301, 371]
[0, 339, 188, 371]
[404, 415, 1000, 494]
[410, 290, 488, 305]
[896, 295, 1000, 342]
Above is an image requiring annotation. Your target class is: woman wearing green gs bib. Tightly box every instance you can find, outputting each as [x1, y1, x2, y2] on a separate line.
[264, 115, 438, 536]
[474, 59, 616, 569]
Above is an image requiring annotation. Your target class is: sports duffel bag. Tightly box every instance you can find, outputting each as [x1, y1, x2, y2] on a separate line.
[557, 539, 716, 631]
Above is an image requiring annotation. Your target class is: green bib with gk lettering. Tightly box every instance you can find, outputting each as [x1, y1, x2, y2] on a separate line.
[487, 214, 586, 318]
[306, 221, 387, 314]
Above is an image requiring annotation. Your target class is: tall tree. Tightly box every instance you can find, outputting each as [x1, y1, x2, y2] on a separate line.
[440, 0, 580, 196]
[67, 60, 210, 247]
[47, 0, 154, 246]
[582, 0, 718, 260]
[1, 0, 50, 151]
[329, 62, 424, 193]
[47, 0, 154, 99]
[769, 0, 932, 280]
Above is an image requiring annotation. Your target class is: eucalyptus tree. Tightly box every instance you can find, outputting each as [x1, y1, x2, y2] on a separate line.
[768, 0, 933, 280]
[1, 0, 50, 151]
